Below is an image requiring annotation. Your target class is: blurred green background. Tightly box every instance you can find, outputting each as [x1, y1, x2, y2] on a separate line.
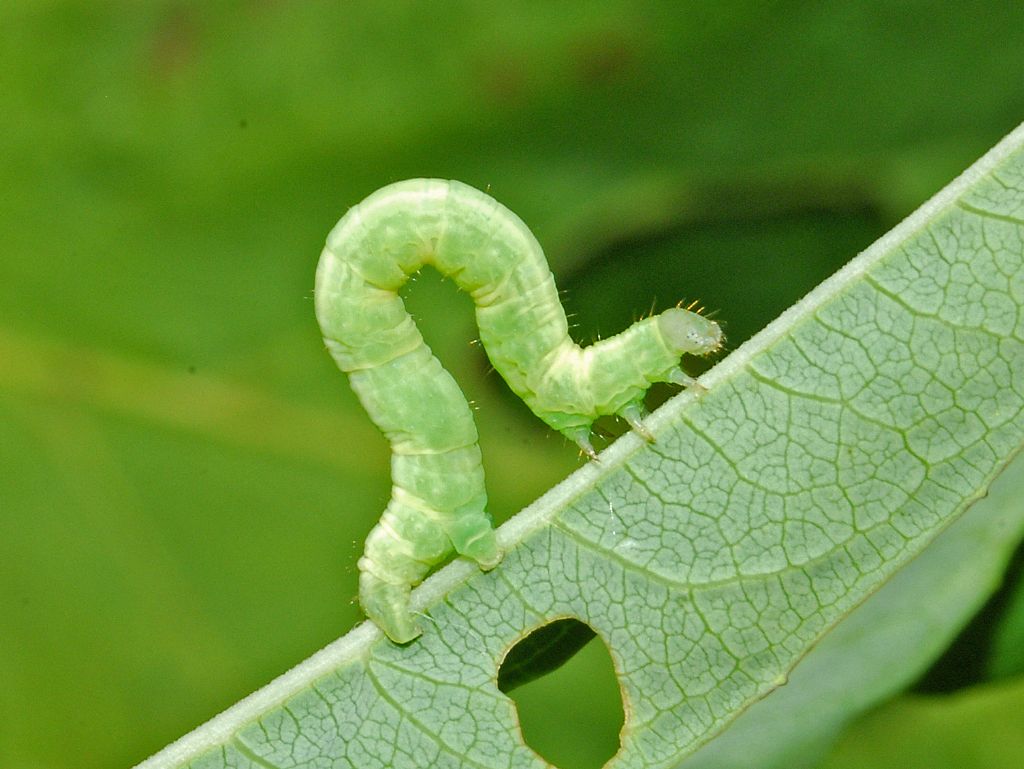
[2, 2, 1023, 768]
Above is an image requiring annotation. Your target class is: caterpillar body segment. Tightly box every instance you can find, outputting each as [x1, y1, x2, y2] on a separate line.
[315, 179, 721, 642]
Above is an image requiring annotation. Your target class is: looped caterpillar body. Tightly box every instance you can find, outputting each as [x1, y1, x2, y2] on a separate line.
[315, 179, 722, 643]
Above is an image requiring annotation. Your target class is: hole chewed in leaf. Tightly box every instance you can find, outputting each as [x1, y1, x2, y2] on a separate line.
[500, 618, 624, 769]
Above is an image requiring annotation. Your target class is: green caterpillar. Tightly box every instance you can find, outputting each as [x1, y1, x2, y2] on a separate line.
[315, 179, 723, 643]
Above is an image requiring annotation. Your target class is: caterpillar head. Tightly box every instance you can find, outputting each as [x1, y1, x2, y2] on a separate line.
[657, 307, 724, 357]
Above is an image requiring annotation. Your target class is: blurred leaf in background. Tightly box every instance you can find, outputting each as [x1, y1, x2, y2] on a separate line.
[1, 2, 1022, 768]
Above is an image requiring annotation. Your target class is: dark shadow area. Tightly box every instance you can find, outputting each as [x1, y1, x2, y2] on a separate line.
[553, 189, 889, 445]
[562, 190, 888, 361]
[498, 617, 597, 692]
[915, 537, 1024, 692]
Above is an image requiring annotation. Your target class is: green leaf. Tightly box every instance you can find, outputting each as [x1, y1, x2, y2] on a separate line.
[680, 450, 1024, 769]
[820, 676, 1024, 769]
[136, 124, 1024, 769]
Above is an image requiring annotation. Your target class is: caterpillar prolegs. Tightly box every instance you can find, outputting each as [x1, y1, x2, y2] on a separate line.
[315, 179, 723, 643]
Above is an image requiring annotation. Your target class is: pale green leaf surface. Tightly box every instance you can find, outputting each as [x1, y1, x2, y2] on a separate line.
[679, 452, 1024, 769]
[137, 126, 1024, 769]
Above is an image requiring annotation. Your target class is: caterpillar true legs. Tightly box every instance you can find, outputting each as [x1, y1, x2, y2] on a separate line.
[315, 179, 722, 643]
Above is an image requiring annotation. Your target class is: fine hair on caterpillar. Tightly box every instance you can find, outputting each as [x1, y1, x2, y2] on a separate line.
[315, 179, 723, 643]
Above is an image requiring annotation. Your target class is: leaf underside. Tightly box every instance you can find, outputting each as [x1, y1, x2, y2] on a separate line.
[140, 124, 1024, 769]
